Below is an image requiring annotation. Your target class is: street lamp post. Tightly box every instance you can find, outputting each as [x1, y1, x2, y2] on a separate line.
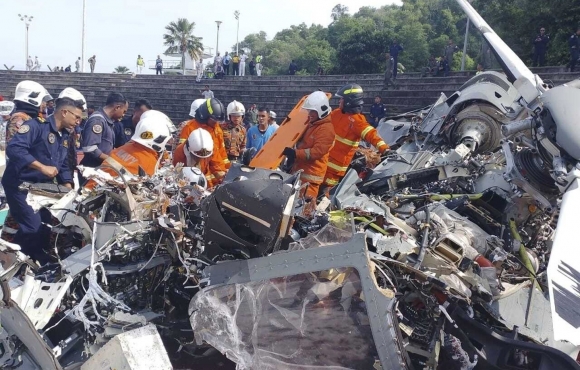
[82, 0, 86, 73]
[18, 14, 33, 70]
[215, 21, 222, 57]
[234, 11, 240, 55]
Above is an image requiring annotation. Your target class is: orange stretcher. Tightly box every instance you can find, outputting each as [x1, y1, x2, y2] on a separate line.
[249, 92, 332, 169]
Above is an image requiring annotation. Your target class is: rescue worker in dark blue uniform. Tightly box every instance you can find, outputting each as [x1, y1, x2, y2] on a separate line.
[113, 99, 152, 148]
[389, 40, 404, 79]
[80, 92, 127, 167]
[1, 91, 86, 263]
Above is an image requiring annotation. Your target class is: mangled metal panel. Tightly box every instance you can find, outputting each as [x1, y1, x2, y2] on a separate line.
[191, 234, 407, 370]
[0, 300, 63, 370]
[80, 324, 171, 370]
[547, 176, 580, 346]
[491, 281, 579, 358]
[201, 164, 300, 257]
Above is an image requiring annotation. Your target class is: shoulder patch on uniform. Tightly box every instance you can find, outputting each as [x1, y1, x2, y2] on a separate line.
[48, 133, 56, 144]
[63, 139, 68, 148]
[140, 131, 153, 139]
[92, 124, 103, 134]
[124, 128, 132, 136]
[17, 124, 30, 134]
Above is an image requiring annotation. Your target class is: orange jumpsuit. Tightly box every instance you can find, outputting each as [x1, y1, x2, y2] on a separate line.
[179, 119, 230, 171]
[172, 142, 218, 188]
[107, 141, 160, 176]
[84, 141, 160, 189]
[292, 115, 335, 199]
[323, 109, 389, 187]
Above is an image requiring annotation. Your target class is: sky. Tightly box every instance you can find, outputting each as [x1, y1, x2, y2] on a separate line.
[4, 0, 401, 74]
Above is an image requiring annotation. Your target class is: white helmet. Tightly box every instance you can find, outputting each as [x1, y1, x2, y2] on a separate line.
[302, 91, 331, 119]
[14, 80, 50, 108]
[181, 167, 207, 189]
[0, 101, 15, 117]
[189, 99, 206, 117]
[187, 128, 213, 158]
[140, 109, 177, 133]
[58, 87, 87, 110]
[269, 111, 277, 119]
[132, 110, 172, 152]
[227, 100, 245, 117]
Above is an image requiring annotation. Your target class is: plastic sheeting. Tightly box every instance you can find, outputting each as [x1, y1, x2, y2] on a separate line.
[190, 268, 380, 369]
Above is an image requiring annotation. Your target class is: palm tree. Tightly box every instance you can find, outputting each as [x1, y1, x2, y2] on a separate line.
[113, 66, 131, 74]
[163, 18, 203, 75]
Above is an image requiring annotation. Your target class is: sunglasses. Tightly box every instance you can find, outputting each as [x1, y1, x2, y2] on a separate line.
[65, 110, 82, 122]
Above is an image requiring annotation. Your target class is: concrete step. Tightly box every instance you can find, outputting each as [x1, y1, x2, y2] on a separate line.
[1, 69, 578, 123]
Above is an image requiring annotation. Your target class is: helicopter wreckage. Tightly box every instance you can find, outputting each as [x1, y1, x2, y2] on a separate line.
[2, 1, 580, 369]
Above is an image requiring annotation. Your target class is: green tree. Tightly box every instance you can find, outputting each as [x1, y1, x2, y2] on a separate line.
[235, 31, 268, 55]
[113, 66, 131, 74]
[331, 4, 349, 22]
[163, 18, 203, 75]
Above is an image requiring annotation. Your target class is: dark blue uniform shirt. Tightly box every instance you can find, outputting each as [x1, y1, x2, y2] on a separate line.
[113, 117, 134, 148]
[389, 44, 404, 58]
[2, 115, 72, 186]
[80, 108, 115, 167]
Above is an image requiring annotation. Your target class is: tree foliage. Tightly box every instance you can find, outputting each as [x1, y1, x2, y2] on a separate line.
[113, 66, 131, 74]
[163, 18, 204, 74]
[228, 0, 578, 75]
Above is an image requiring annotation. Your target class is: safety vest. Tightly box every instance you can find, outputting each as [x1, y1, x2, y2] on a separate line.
[232, 56, 240, 63]
[137, 58, 144, 66]
[256, 55, 262, 63]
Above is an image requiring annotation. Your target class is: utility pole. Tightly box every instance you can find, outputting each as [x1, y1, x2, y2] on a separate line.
[234, 11, 240, 55]
[215, 21, 222, 57]
[82, 0, 86, 72]
[18, 14, 33, 70]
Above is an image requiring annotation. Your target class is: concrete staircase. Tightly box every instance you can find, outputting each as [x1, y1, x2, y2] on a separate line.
[0, 67, 578, 122]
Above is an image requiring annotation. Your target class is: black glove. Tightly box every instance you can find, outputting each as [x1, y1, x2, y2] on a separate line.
[242, 148, 257, 166]
[282, 147, 296, 161]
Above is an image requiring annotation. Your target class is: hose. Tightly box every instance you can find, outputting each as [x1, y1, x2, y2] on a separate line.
[509, 218, 540, 290]
[414, 204, 430, 269]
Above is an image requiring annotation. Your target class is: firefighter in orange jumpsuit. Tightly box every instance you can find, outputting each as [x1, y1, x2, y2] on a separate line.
[89, 110, 172, 181]
[179, 98, 230, 175]
[282, 91, 335, 208]
[322, 83, 389, 191]
[173, 128, 221, 188]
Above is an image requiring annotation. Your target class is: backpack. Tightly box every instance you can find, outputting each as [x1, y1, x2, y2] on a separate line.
[223, 57, 230, 66]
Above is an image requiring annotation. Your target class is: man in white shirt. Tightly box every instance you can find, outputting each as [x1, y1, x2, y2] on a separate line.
[26, 56, 33, 71]
[201, 85, 214, 99]
[214, 52, 223, 74]
[239, 52, 247, 76]
[75, 57, 81, 72]
[33, 56, 41, 71]
[196, 59, 204, 82]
